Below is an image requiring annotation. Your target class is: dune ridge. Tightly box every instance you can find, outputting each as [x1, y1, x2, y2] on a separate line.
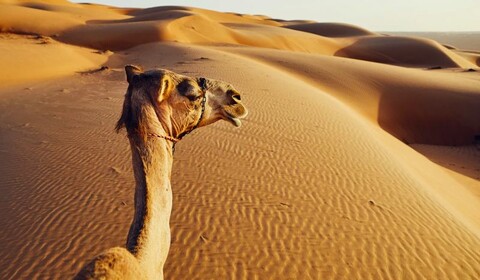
[0, 1, 479, 279]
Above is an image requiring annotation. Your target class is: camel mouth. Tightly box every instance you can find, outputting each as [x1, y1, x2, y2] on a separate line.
[227, 115, 242, 127]
[221, 103, 248, 127]
[224, 110, 247, 127]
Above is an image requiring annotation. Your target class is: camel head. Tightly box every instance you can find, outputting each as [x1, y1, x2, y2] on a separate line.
[115, 65, 248, 140]
[194, 76, 248, 128]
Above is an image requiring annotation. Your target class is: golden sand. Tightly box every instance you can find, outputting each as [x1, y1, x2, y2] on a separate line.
[0, 1, 479, 279]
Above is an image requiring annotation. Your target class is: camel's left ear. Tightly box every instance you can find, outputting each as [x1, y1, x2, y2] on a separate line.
[125, 64, 143, 84]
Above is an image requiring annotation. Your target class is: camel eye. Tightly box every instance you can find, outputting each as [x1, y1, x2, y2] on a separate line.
[177, 80, 190, 94]
[189, 94, 202, 102]
[183, 94, 201, 102]
[177, 81, 201, 101]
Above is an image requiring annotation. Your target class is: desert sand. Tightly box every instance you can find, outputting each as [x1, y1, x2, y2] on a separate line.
[0, 0, 479, 279]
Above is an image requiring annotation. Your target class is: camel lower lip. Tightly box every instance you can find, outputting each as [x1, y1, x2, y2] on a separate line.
[227, 116, 242, 127]
[229, 117, 241, 127]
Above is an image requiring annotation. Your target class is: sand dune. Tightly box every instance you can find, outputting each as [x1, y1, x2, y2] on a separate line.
[456, 50, 480, 66]
[221, 47, 480, 145]
[389, 31, 480, 52]
[56, 7, 340, 53]
[0, 33, 108, 87]
[335, 35, 476, 68]
[0, 1, 479, 279]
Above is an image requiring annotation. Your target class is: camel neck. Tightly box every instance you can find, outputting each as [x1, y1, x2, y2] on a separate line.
[126, 135, 174, 279]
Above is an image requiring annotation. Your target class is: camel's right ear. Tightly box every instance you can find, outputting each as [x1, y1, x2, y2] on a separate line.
[125, 64, 143, 84]
[153, 73, 174, 103]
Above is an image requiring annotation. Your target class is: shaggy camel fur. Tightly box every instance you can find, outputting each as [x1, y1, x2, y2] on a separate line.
[75, 65, 247, 279]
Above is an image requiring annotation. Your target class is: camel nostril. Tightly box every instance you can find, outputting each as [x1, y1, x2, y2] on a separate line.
[232, 94, 241, 101]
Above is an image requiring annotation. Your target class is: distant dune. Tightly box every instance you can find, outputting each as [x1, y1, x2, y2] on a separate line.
[0, 1, 479, 279]
[388, 31, 480, 51]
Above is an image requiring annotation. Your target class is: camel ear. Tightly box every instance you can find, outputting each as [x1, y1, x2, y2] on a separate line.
[154, 73, 174, 102]
[125, 64, 143, 84]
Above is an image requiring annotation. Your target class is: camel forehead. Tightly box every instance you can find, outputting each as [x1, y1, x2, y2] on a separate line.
[144, 69, 195, 85]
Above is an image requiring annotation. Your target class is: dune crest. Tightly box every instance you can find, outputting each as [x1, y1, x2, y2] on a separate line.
[285, 22, 376, 37]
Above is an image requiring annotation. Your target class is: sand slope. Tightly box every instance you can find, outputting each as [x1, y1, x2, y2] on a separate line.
[0, 33, 108, 87]
[0, 1, 479, 279]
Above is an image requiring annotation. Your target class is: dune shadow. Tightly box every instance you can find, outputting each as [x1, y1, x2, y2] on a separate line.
[284, 22, 374, 38]
[127, 6, 192, 16]
[53, 5, 200, 50]
[377, 85, 480, 146]
[57, 20, 172, 51]
[19, 2, 50, 11]
[87, 9, 192, 24]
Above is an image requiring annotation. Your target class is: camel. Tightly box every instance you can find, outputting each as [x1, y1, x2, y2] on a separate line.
[75, 65, 248, 280]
